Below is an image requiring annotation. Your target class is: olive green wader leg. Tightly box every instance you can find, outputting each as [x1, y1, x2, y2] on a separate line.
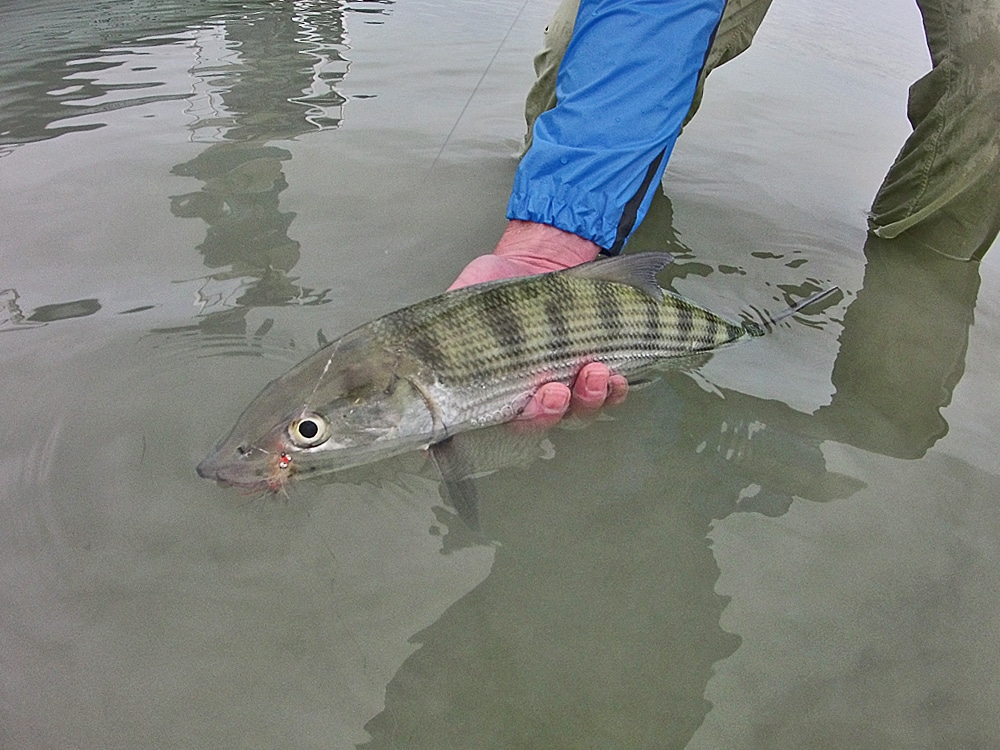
[869, 0, 1000, 261]
[520, 0, 775, 154]
[522, 0, 1000, 260]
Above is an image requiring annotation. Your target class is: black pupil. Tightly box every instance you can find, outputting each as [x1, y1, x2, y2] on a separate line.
[298, 419, 319, 439]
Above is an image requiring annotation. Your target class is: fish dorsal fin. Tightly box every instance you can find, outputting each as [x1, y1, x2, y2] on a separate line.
[562, 252, 672, 303]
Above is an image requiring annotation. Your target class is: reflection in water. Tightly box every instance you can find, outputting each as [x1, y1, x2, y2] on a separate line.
[359, 389, 851, 748]
[361, 383, 842, 747]
[0, 288, 102, 330]
[0, 10, 198, 154]
[0, 1, 390, 153]
[0, 1, 392, 332]
[358, 190, 983, 748]
[813, 235, 979, 457]
[25, 297, 103, 323]
[169, 143, 314, 318]
[1, 3, 204, 327]
[167, 2, 394, 337]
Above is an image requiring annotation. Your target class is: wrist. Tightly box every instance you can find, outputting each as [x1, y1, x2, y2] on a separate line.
[494, 220, 602, 271]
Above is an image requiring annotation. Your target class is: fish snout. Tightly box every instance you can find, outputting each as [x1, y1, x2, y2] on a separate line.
[196, 456, 220, 481]
[196, 448, 277, 492]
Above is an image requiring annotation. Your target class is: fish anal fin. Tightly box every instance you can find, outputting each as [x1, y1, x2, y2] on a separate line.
[563, 252, 673, 303]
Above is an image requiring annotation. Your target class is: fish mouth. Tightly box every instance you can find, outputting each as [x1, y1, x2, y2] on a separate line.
[196, 454, 270, 492]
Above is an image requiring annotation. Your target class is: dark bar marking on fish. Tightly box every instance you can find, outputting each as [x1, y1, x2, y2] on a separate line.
[483, 292, 528, 359]
[694, 313, 720, 351]
[676, 300, 695, 341]
[543, 285, 573, 355]
[702, 315, 721, 348]
[642, 295, 661, 353]
[713, 316, 735, 348]
[407, 324, 448, 372]
[595, 283, 626, 343]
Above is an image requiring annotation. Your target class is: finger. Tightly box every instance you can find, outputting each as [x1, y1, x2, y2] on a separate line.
[570, 362, 613, 412]
[514, 382, 571, 430]
[606, 374, 628, 406]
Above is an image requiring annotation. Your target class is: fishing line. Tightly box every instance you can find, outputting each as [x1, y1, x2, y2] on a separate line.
[303, 501, 400, 720]
[741, 286, 841, 336]
[427, 0, 533, 175]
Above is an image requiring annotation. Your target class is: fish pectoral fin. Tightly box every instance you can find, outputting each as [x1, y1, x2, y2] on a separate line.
[429, 437, 480, 531]
[563, 252, 673, 302]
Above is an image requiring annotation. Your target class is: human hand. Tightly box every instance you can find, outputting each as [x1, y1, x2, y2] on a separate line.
[449, 220, 629, 424]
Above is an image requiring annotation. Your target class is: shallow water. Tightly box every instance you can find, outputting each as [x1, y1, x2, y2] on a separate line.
[2, 1, 999, 748]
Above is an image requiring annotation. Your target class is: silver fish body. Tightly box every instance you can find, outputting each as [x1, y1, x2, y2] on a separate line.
[197, 253, 764, 492]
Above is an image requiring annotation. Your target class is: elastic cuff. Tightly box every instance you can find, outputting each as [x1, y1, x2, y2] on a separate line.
[506, 175, 621, 251]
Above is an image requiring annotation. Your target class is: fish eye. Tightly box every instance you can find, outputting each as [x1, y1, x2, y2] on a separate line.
[288, 413, 330, 448]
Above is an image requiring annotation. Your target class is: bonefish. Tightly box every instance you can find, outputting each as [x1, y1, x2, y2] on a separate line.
[197, 252, 836, 492]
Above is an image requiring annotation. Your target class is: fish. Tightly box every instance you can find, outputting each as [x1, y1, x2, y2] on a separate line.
[196, 252, 837, 493]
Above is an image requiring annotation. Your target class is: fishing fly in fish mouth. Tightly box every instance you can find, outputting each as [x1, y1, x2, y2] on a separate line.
[196, 253, 837, 493]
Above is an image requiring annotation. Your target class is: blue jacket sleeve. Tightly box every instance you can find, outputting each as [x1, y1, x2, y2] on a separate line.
[507, 0, 726, 253]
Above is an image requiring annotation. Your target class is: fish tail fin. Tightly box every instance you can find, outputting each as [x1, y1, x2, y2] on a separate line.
[746, 286, 841, 337]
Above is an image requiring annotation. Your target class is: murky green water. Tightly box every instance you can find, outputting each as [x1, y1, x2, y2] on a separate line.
[3, 1, 999, 748]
